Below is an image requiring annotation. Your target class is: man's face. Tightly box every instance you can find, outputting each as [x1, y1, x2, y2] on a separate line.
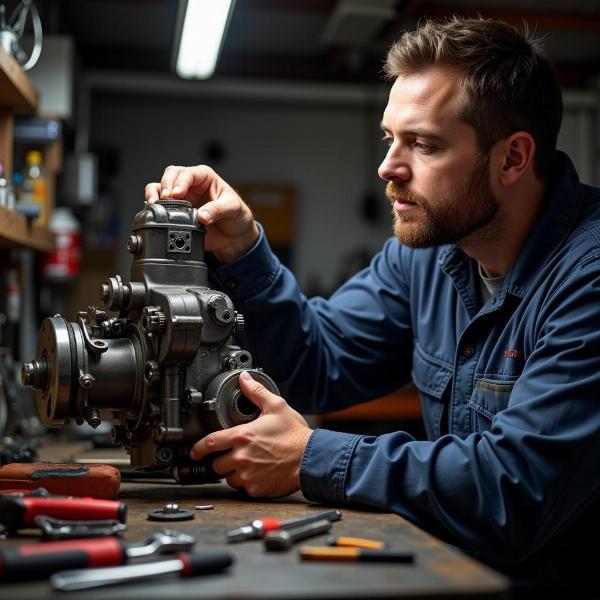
[379, 67, 500, 248]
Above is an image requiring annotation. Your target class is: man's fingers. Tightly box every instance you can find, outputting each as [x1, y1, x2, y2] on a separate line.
[211, 452, 234, 477]
[160, 165, 215, 199]
[196, 192, 245, 225]
[190, 429, 235, 460]
[144, 182, 161, 203]
[159, 165, 183, 198]
[238, 371, 286, 413]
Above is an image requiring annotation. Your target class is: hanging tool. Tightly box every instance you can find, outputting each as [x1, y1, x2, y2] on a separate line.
[264, 519, 333, 551]
[0, 491, 126, 532]
[226, 509, 342, 542]
[0, 530, 196, 581]
[50, 551, 234, 591]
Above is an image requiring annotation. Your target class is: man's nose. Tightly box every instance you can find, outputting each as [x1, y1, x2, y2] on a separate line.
[378, 149, 411, 182]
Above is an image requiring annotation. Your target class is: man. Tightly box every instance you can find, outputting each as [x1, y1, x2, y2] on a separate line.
[146, 18, 600, 593]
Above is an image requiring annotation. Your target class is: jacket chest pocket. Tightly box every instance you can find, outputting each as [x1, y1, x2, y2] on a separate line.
[411, 343, 453, 439]
[469, 378, 515, 432]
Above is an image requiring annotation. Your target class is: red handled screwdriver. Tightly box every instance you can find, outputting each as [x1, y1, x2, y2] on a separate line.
[0, 494, 127, 532]
[226, 509, 342, 542]
[0, 531, 196, 581]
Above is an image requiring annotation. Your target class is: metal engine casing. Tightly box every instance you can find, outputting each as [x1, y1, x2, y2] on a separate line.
[22, 199, 278, 483]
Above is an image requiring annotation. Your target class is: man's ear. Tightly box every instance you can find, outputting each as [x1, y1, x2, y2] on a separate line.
[497, 132, 536, 186]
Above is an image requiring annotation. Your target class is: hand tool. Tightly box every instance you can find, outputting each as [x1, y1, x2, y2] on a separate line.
[0, 530, 196, 581]
[0, 492, 127, 532]
[35, 515, 128, 540]
[0, 462, 121, 498]
[264, 519, 333, 551]
[325, 535, 386, 550]
[299, 546, 415, 563]
[226, 508, 342, 542]
[50, 551, 234, 591]
[147, 502, 194, 521]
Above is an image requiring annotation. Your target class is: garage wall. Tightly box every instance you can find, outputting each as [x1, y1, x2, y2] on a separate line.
[90, 89, 392, 293]
[89, 85, 598, 293]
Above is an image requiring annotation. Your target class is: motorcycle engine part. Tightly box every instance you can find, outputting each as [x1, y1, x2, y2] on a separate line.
[147, 503, 194, 521]
[22, 199, 279, 484]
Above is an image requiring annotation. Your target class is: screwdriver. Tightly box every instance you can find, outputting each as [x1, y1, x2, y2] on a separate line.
[0, 530, 196, 581]
[51, 551, 234, 591]
[0, 494, 127, 532]
[226, 509, 342, 542]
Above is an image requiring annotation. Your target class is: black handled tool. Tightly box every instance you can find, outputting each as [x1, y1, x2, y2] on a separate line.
[264, 519, 333, 551]
[0, 530, 196, 581]
[50, 551, 234, 591]
[299, 546, 415, 563]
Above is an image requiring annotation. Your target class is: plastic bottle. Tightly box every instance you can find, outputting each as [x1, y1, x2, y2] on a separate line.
[20, 150, 47, 225]
[5, 264, 21, 323]
[41, 207, 81, 281]
[0, 160, 8, 208]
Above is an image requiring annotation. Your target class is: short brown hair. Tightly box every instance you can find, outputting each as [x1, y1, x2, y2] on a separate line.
[385, 17, 563, 181]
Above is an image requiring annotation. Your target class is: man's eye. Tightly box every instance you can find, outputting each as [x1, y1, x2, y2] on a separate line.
[381, 136, 394, 147]
[415, 142, 436, 154]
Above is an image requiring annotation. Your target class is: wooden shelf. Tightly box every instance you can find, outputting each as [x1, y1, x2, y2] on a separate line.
[0, 45, 38, 109]
[0, 204, 55, 252]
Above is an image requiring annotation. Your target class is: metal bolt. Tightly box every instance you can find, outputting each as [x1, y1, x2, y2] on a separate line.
[126, 234, 141, 254]
[88, 415, 101, 429]
[79, 373, 95, 388]
[21, 359, 48, 390]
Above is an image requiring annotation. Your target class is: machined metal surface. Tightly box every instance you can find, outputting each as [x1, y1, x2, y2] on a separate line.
[22, 199, 279, 483]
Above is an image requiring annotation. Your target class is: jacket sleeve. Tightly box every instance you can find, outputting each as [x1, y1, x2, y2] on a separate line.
[302, 254, 600, 566]
[211, 225, 414, 413]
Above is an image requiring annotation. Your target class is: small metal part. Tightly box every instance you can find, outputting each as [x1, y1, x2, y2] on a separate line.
[125, 529, 196, 558]
[226, 523, 259, 542]
[126, 234, 141, 254]
[264, 519, 333, 551]
[147, 503, 194, 521]
[35, 515, 128, 540]
[193, 504, 214, 510]
[141, 306, 166, 334]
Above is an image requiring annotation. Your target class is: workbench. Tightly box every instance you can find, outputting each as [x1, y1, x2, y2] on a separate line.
[1, 480, 509, 599]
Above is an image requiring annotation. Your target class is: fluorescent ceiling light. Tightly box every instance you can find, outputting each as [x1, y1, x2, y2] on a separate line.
[174, 0, 235, 79]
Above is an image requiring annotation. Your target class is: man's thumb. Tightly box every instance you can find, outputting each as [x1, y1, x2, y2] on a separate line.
[238, 371, 275, 412]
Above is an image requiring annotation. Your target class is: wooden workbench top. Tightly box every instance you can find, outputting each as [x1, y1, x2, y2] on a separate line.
[0, 443, 509, 597]
[1, 476, 508, 599]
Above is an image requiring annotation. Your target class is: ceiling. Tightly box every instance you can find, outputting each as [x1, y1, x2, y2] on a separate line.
[8, 0, 600, 87]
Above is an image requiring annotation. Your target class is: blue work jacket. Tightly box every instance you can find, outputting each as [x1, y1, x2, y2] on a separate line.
[210, 152, 600, 591]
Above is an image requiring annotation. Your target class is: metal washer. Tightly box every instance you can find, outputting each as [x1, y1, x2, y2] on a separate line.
[147, 503, 195, 521]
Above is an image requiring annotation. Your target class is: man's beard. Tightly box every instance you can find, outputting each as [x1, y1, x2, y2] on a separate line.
[387, 154, 500, 248]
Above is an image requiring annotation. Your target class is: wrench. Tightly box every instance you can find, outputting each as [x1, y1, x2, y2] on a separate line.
[0, 529, 196, 581]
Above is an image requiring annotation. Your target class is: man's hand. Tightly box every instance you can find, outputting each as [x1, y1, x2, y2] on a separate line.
[145, 165, 259, 264]
[190, 371, 313, 498]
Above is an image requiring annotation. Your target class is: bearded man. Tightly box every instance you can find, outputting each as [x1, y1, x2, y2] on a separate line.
[146, 18, 599, 595]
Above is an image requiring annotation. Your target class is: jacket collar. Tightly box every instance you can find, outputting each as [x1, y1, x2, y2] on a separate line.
[439, 151, 584, 306]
